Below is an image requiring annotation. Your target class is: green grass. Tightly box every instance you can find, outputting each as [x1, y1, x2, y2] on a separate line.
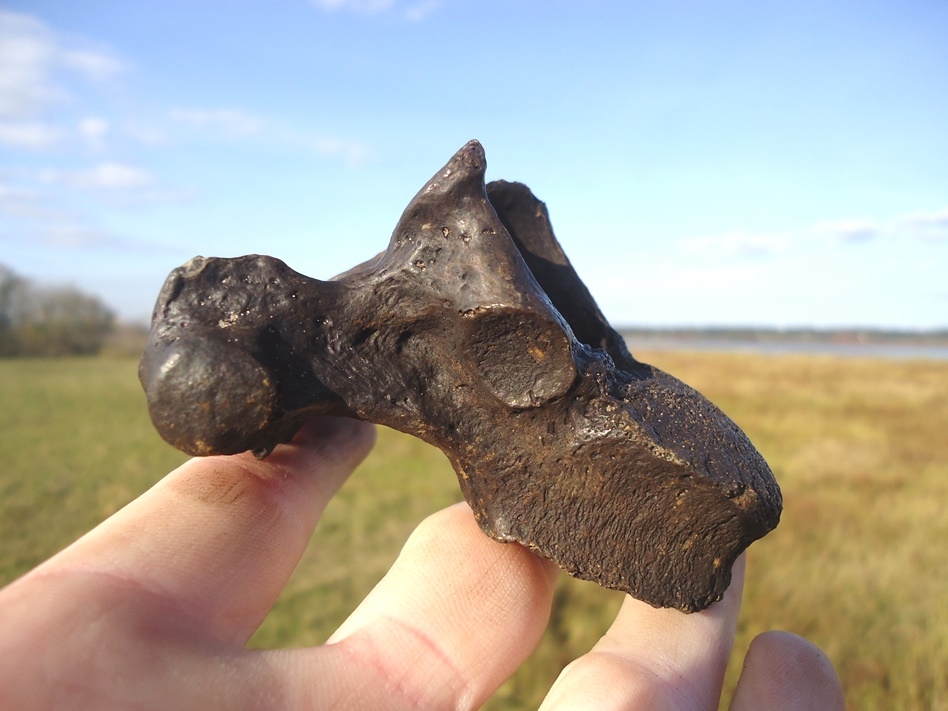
[1, 353, 946, 710]
[0, 358, 188, 577]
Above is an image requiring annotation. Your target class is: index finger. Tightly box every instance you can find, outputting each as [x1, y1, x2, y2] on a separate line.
[21, 416, 376, 646]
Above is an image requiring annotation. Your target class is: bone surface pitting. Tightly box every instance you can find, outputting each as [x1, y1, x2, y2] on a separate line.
[140, 140, 781, 612]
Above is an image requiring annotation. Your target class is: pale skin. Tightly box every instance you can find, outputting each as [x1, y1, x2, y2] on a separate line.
[0, 417, 845, 710]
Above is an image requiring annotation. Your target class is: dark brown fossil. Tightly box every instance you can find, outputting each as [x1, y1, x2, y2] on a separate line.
[140, 140, 781, 612]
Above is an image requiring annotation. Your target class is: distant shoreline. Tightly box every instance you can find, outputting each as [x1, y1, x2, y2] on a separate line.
[619, 327, 948, 347]
[619, 328, 948, 360]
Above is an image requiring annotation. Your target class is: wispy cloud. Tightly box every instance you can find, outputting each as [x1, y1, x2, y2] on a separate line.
[40, 162, 155, 191]
[310, 0, 440, 20]
[0, 9, 123, 119]
[814, 219, 881, 244]
[0, 179, 123, 249]
[1, 10, 375, 273]
[168, 108, 265, 137]
[0, 121, 63, 149]
[168, 106, 370, 165]
[57, 48, 123, 81]
[32, 162, 196, 206]
[77, 116, 109, 147]
[0, 178, 43, 218]
[0, 186, 180, 252]
[817, 211, 948, 245]
[311, 0, 396, 12]
[678, 231, 791, 257]
[896, 209, 948, 243]
[289, 130, 370, 165]
[1, 11, 373, 167]
[404, 0, 440, 21]
[123, 120, 171, 146]
[0, 217, 178, 253]
[678, 207, 948, 258]
[27, 222, 118, 248]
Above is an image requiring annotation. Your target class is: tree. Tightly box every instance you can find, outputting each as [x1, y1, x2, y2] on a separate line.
[0, 265, 115, 357]
[0, 265, 28, 357]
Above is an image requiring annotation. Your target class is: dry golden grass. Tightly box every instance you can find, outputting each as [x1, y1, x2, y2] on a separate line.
[1, 352, 946, 710]
[645, 352, 948, 711]
[253, 350, 948, 710]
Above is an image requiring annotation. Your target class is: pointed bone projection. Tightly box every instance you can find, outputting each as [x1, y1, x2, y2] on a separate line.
[140, 140, 781, 612]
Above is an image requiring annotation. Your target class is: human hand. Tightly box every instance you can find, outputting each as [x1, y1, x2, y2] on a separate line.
[0, 417, 844, 710]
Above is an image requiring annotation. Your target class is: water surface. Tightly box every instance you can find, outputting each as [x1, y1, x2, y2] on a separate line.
[624, 336, 948, 361]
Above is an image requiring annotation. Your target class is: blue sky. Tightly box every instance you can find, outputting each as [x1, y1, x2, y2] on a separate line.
[1, 1, 946, 329]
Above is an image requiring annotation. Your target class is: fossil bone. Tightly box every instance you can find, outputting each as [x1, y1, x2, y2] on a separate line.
[140, 140, 781, 612]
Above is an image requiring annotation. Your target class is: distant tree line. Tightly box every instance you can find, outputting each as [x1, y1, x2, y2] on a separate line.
[0, 264, 115, 357]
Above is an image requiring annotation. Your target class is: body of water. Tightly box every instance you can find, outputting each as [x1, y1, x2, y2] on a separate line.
[625, 336, 948, 361]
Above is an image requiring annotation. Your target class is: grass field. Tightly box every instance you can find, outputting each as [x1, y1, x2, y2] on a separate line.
[1, 353, 946, 710]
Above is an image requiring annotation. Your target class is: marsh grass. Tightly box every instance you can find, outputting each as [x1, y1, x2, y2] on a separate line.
[1, 353, 945, 710]
[649, 352, 948, 711]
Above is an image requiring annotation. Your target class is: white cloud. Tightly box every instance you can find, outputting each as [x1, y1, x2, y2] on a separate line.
[0, 121, 63, 149]
[0, 184, 183, 252]
[166, 107, 370, 165]
[0, 182, 28, 213]
[897, 209, 948, 243]
[310, 0, 439, 19]
[58, 48, 123, 81]
[678, 207, 948, 258]
[169, 108, 265, 137]
[0, 216, 164, 252]
[0, 171, 45, 218]
[404, 1, 441, 21]
[34, 164, 194, 205]
[814, 219, 880, 244]
[678, 231, 790, 257]
[295, 132, 370, 165]
[123, 121, 170, 146]
[31, 222, 114, 248]
[312, 0, 396, 12]
[41, 162, 155, 191]
[817, 211, 948, 245]
[0, 11, 61, 117]
[78, 116, 109, 146]
[0, 9, 123, 119]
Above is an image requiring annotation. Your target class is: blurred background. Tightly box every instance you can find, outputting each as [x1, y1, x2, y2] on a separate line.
[1, 3, 947, 710]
